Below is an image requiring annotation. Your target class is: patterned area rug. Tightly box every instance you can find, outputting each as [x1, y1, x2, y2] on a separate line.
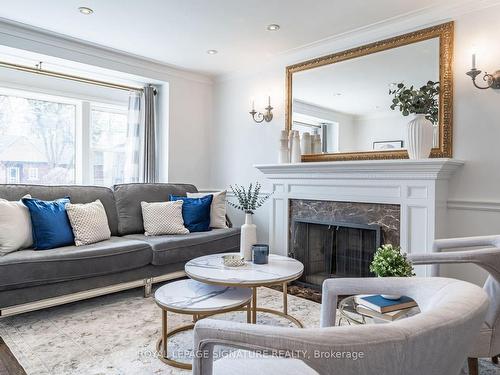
[0, 283, 498, 375]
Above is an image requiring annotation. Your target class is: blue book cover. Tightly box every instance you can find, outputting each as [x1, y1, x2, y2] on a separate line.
[359, 295, 417, 313]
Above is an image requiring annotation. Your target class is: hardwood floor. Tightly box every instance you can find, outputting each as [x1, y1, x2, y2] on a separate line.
[0, 337, 25, 375]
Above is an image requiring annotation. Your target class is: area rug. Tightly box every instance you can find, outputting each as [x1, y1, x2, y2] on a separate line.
[0, 284, 319, 375]
[0, 283, 498, 375]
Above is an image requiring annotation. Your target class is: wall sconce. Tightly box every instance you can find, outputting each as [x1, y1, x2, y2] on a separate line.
[250, 96, 273, 123]
[466, 53, 500, 90]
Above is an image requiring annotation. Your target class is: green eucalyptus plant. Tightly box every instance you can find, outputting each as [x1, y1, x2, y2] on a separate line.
[369, 244, 415, 277]
[389, 81, 440, 124]
[228, 182, 271, 214]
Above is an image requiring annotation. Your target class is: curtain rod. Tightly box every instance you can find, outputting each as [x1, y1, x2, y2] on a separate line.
[0, 60, 143, 93]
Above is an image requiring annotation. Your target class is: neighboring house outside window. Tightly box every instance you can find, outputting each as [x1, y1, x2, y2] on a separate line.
[28, 167, 38, 181]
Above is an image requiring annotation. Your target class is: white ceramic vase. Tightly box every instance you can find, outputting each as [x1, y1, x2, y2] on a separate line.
[291, 131, 302, 163]
[406, 114, 434, 159]
[240, 213, 257, 261]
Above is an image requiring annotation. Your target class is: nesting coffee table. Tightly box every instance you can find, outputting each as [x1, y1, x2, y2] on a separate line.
[155, 279, 252, 369]
[185, 252, 304, 327]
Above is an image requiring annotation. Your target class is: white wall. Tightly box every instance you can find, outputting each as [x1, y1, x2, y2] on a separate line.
[211, 5, 500, 285]
[352, 113, 406, 151]
[0, 19, 214, 189]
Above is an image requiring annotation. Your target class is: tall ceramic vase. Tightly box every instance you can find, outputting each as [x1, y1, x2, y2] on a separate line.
[240, 213, 257, 261]
[406, 114, 434, 159]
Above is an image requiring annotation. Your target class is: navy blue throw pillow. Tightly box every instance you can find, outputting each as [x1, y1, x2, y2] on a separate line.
[169, 195, 213, 232]
[22, 197, 75, 250]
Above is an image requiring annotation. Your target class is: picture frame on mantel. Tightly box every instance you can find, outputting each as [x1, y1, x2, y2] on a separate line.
[285, 22, 454, 162]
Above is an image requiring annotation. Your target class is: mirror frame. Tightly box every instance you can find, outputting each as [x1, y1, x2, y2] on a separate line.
[285, 22, 454, 162]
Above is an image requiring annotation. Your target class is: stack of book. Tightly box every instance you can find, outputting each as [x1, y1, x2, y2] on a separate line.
[354, 294, 418, 322]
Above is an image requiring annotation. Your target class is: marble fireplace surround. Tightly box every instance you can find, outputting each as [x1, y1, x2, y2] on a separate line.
[255, 159, 464, 277]
[289, 199, 401, 251]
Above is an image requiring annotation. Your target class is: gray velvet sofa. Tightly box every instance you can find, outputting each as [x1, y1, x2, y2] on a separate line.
[0, 183, 240, 317]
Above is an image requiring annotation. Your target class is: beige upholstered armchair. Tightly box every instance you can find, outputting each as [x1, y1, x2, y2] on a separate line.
[193, 277, 488, 375]
[408, 235, 500, 375]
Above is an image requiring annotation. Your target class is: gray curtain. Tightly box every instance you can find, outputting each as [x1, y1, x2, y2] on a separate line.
[141, 85, 158, 183]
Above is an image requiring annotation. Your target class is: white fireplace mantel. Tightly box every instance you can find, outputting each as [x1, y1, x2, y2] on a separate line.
[255, 158, 464, 277]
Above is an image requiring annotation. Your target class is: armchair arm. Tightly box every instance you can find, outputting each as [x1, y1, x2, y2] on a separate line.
[433, 235, 500, 252]
[408, 247, 500, 280]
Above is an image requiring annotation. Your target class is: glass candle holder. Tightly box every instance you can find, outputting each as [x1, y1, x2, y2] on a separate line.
[252, 244, 269, 264]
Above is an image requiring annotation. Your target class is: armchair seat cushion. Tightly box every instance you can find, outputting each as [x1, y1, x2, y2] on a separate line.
[124, 228, 240, 265]
[214, 352, 318, 375]
[0, 237, 152, 290]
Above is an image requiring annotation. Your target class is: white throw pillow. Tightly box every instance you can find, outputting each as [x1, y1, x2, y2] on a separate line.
[65, 200, 111, 246]
[187, 191, 227, 229]
[141, 200, 189, 236]
[0, 196, 33, 255]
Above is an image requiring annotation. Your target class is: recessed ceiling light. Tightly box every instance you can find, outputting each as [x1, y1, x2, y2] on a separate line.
[266, 24, 280, 31]
[206, 49, 218, 55]
[78, 7, 94, 15]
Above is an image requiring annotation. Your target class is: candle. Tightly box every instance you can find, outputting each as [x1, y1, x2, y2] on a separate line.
[251, 100, 255, 111]
[472, 53, 476, 69]
[268, 96, 271, 106]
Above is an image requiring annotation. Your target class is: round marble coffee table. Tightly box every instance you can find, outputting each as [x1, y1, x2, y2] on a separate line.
[185, 253, 304, 327]
[154, 279, 252, 369]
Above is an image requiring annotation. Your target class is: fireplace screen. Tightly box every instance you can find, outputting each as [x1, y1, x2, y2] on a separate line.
[290, 220, 381, 288]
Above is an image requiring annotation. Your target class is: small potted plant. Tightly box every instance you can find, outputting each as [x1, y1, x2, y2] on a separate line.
[228, 182, 271, 261]
[389, 81, 439, 159]
[369, 244, 415, 300]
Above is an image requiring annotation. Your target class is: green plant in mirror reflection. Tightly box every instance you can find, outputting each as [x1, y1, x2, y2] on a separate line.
[389, 81, 439, 124]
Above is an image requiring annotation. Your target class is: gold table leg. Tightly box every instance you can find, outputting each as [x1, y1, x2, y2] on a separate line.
[252, 287, 257, 324]
[283, 282, 288, 315]
[162, 309, 168, 357]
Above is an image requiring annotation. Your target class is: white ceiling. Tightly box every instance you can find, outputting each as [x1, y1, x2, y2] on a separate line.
[0, 0, 464, 77]
[293, 38, 439, 116]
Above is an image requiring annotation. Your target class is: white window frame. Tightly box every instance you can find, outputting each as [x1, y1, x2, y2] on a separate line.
[0, 87, 128, 186]
[27, 167, 38, 181]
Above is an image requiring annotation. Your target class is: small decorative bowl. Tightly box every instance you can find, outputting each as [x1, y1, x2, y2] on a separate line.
[222, 255, 245, 267]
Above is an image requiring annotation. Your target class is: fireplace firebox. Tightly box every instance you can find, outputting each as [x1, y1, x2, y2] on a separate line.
[290, 219, 381, 289]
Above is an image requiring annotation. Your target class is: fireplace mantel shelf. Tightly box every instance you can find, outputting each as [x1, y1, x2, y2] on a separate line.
[254, 158, 464, 180]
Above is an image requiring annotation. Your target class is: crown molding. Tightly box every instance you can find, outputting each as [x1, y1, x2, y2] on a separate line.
[0, 18, 213, 85]
[216, 0, 500, 82]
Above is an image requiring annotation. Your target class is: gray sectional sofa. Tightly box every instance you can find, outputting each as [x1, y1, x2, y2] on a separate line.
[0, 183, 240, 317]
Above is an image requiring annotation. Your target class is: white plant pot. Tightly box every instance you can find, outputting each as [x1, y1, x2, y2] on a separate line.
[240, 213, 257, 261]
[406, 114, 434, 159]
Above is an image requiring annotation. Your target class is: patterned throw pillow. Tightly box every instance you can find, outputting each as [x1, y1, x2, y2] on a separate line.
[65, 200, 111, 246]
[141, 200, 189, 236]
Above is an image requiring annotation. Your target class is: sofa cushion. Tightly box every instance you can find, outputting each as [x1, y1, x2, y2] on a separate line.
[0, 184, 119, 236]
[113, 183, 198, 235]
[0, 237, 152, 290]
[125, 228, 240, 265]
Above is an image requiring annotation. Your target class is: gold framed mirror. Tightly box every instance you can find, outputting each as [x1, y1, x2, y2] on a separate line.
[285, 22, 453, 162]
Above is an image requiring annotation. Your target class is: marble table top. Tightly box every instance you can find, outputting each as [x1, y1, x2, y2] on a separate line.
[154, 279, 252, 313]
[185, 253, 304, 286]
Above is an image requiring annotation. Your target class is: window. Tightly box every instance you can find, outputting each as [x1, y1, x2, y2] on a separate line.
[0, 91, 76, 184]
[7, 167, 19, 183]
[90, 106, 128, 186]
[28, 167, 38, 181]
[0, 88, 131, 186]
